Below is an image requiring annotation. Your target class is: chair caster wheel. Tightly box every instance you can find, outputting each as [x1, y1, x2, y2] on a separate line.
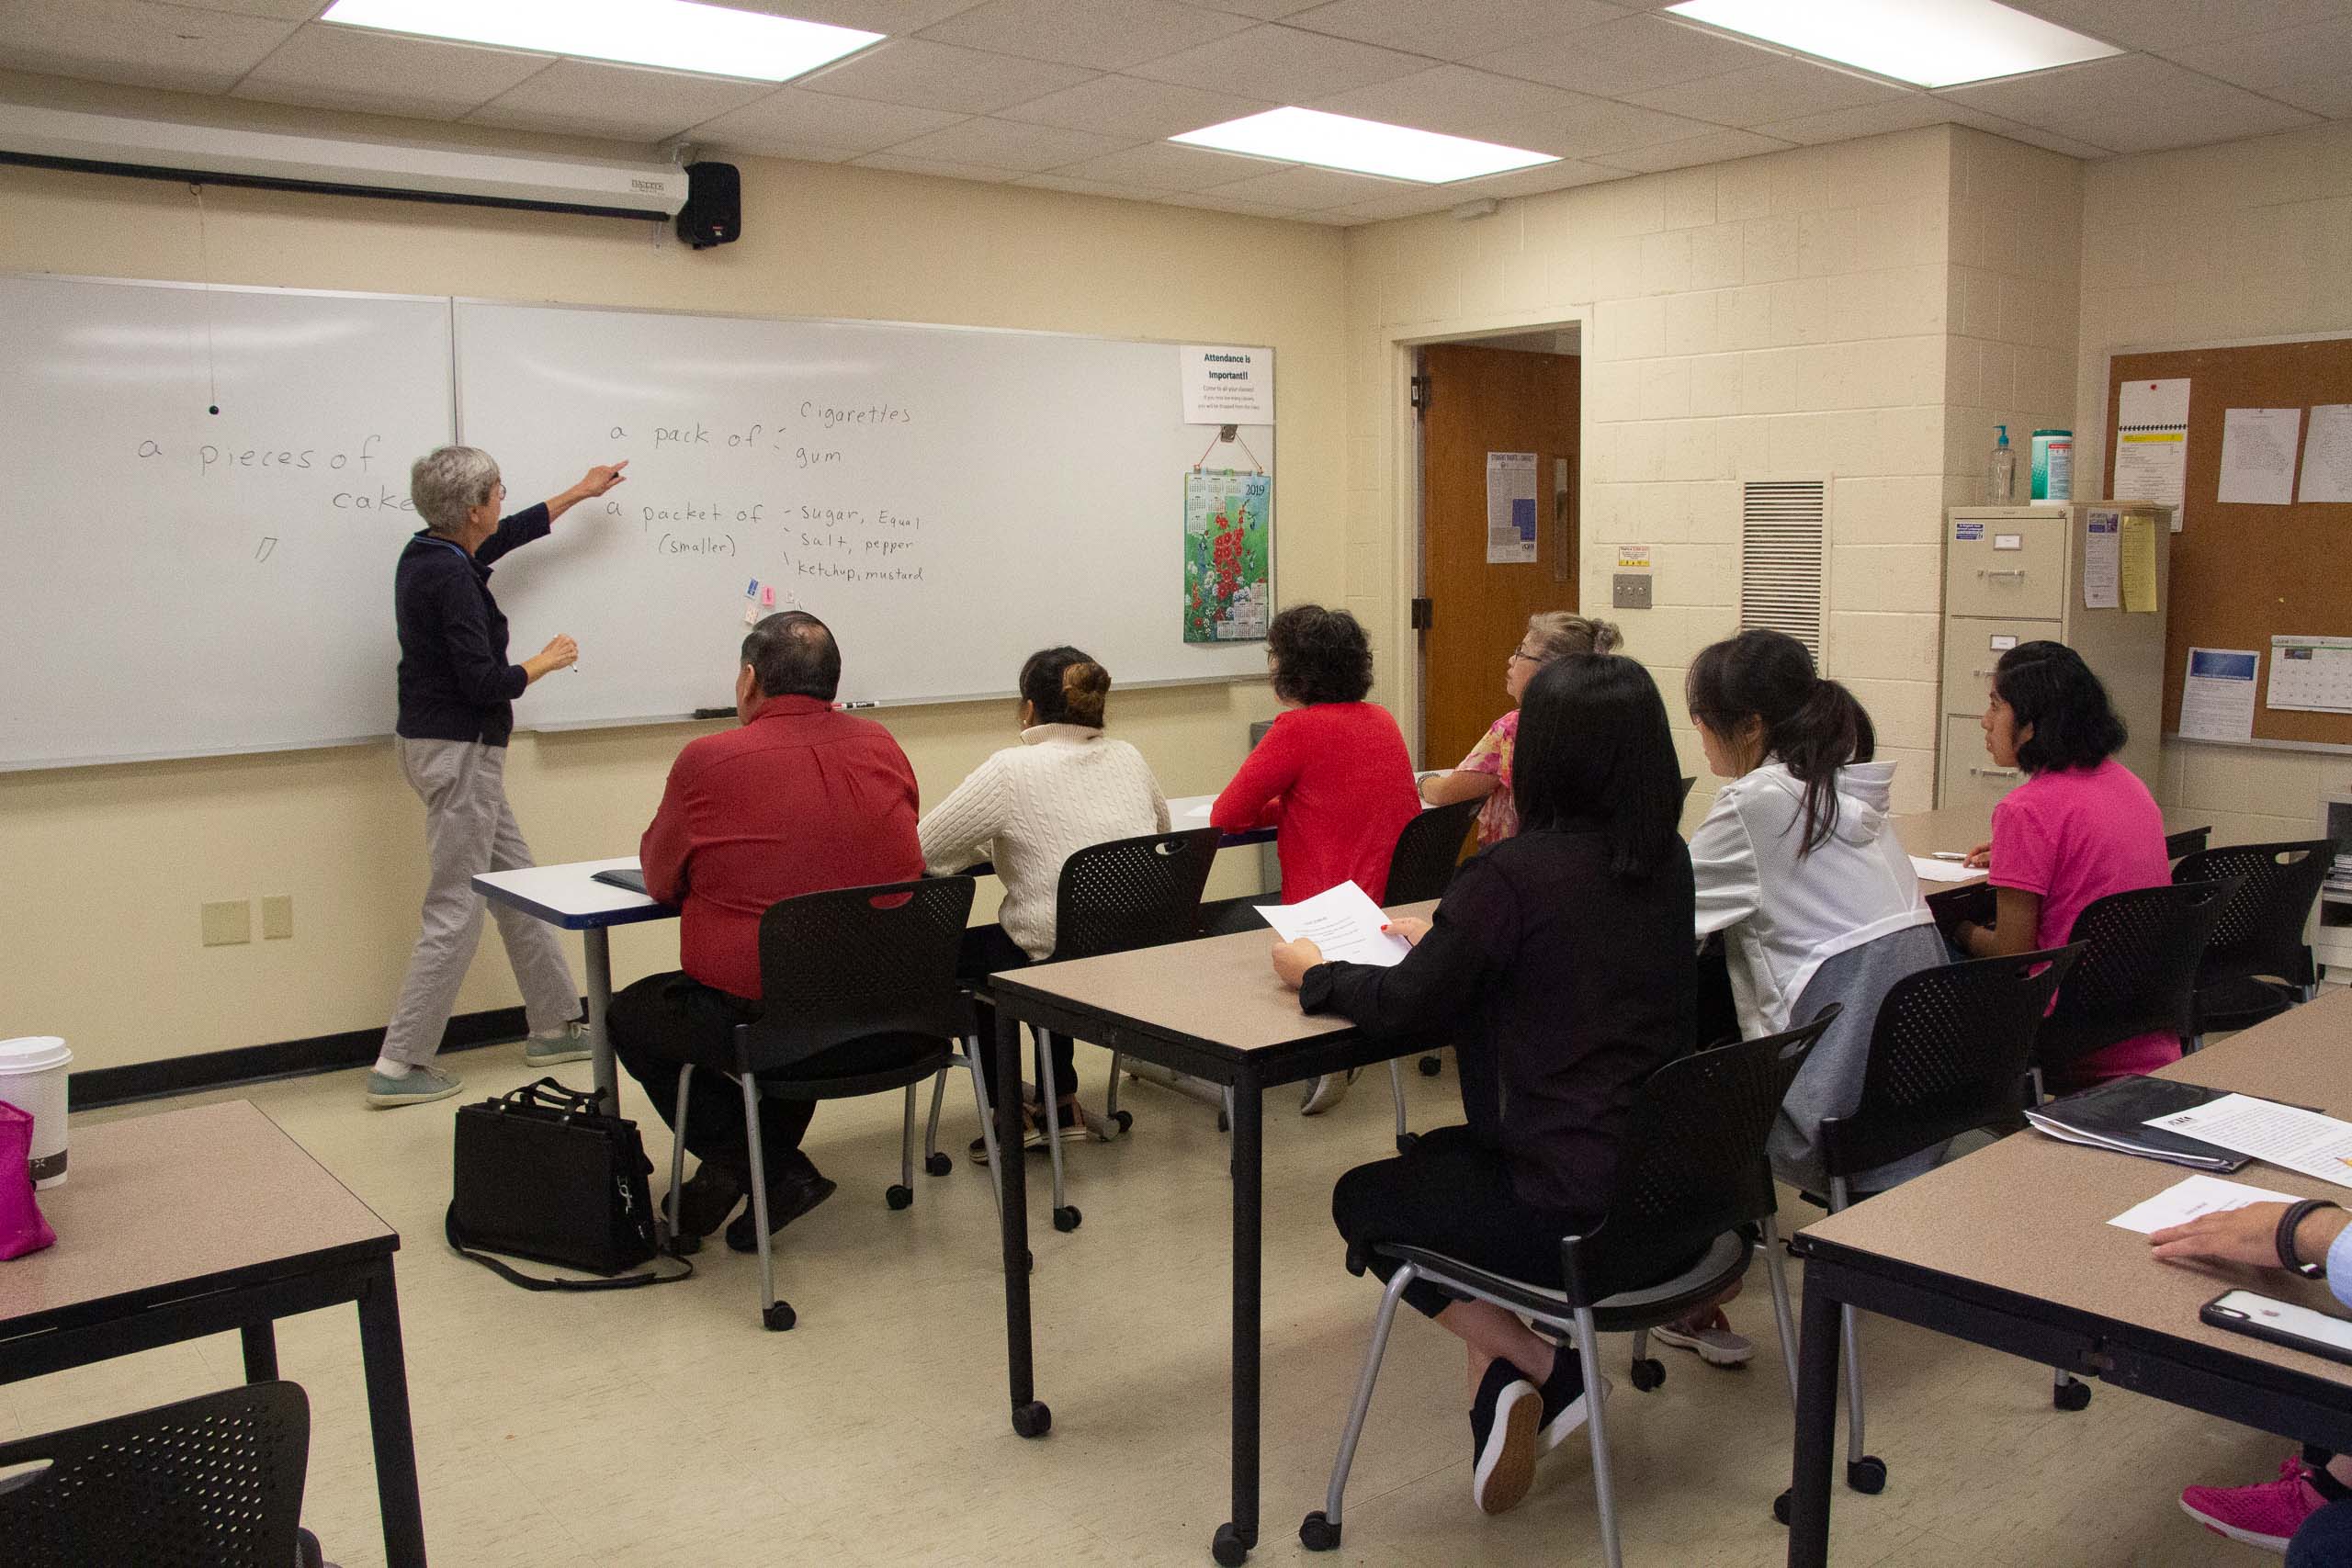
[1113, 1109, 1133, 1134]
[925, 1151, 953, 1177]
[1298, 1510, 1340, 1551]
[1629, 1357, 1665, 1393]
[886, 1184, 913, 1210]
[1211, 1522, 1251, 1565]
[1772, 1489, 1792, 1526]
[1418, 1054, 1442, 1077]
[1053, 1205, 1081, 1233]
[1848, 1456, 1887, 1494]
[762, 1301, 796, 1332]
[1394, 1132, 1418, 1154]
[1012, 1400, 1051, 1438]
[2053, 1378, 2091, 1411]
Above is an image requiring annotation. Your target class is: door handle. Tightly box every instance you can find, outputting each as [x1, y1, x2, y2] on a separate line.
[1969, 765, 2021, 780]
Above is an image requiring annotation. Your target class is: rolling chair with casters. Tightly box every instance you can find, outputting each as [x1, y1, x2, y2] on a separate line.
[924, 828, 1220, 1234]
[2031, 874, 2238, 1404]
[663, 874, 975, 1331]
[2172, 840, 2335, 1038]
[0, 1380, 326, 1568]
[1767, 943, 2083, 1526]
[1374, 795, 1482, 1149]
[1300, 1010, 1835, 1568]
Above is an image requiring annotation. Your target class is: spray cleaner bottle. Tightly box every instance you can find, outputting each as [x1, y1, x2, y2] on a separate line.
[1986, 423, 2016, 505]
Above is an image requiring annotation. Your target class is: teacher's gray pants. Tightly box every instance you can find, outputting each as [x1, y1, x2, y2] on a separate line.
[380, 738, 580, 1068]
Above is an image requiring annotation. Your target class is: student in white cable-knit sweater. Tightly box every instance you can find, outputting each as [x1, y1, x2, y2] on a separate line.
[920, 647, 1169, 1156]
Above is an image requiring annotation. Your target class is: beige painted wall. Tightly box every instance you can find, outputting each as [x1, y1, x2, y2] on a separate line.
[2073, 121, 2352, 847]
[0, 80, 1347, 1072]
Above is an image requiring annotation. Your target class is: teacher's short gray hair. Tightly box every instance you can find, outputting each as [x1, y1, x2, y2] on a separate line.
[411, 446, 502, 534]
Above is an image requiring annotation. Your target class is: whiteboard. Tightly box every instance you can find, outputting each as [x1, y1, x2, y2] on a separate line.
[0, 276, 454, 769]
[453, 300, 1272, 725]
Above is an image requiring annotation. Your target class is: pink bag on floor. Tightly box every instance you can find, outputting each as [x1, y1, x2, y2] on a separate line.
[0, 1100, 56, 1260]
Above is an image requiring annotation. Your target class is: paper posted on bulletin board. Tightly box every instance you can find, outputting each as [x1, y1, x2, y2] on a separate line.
[1486, 451, 1537, 565]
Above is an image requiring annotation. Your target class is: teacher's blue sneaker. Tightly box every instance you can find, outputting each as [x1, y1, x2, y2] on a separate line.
[365, 1065, 463, 1109]
[525, 1020, 591, 1067]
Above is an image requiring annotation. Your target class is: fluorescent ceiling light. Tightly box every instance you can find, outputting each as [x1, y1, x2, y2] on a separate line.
[1665, 0, 2120, 88]
[1171, 107, 1555, 185]
[321, 0, 883, 84]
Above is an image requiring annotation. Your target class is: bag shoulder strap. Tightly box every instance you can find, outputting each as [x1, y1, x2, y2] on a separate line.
[443, 1204, 693, 1292]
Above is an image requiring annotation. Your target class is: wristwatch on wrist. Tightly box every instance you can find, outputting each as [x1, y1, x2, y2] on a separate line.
[2278, 1199, 2340, 1279]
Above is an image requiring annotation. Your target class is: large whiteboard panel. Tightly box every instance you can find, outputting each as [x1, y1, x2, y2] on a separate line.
[0, 276, 453, 768]
[454, 301, 1272, 724]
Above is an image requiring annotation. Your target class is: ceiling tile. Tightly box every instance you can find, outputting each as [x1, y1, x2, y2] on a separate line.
[796, 38, 1100, 115]
[1624, 56, 1913, 128]
[1157, 191, 1317, 223]
[1330, 184, 1471, 220]
[917, 0, 1252, 71]
[1987, 121, 2117, 158]
[1470, 12, 1774, 96]
[997, 74, 1272, 138]
[720, 0, 989, 28]
[1483, 96, 1726, 160]
[1128, 21, 1426, 98]
[2162, 17, 2352, 118]
[1591, 125, 1792, 172]
[1999, 0, 2352, 53]
[1750, 94, 1984, 146]
[849, 152, 1023, 181]
[1048, 141, 1287, 189]
[1196, 161, 1415, 208]
[686, 88, 968, 157]
[1307, 63, 1596, 139]
[232, 22, 548, 120]
[1940, 53, 2317, 154]
[1170, 0, 1328, 17]
[166, 0, 325, 17]
[1283, 0, 1626, 62]
[877, 116, 1137, 171]
[466, 60, 773, 141]
[1013, 172, 1155, 197]
[1450, 156, 1624, 195]
[0, 0, 297, 95]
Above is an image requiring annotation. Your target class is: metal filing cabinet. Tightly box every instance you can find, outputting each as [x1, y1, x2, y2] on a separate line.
[1938, 503, 2172, 808]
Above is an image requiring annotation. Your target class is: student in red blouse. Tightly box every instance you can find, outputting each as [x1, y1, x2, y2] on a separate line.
[609, 612, 923, 1254]
[1211, 604, 1420, 1113]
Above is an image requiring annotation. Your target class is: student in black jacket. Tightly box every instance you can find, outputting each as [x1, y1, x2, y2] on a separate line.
[1272, 653, 1695, 1517]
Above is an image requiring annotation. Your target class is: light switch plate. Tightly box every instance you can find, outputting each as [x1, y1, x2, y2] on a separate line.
[1612, 573, 1652, 609]
[201, 900, 252, 947]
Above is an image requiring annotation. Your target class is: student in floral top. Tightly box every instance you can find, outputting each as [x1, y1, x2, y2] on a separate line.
[1421, 613, 1623, 846]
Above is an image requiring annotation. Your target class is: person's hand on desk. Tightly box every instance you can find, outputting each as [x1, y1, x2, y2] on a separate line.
[2151, 1201, 2350, 1272]
[1272, 938, 1323, 991]
[1383, 917, 1430, 946]
[1963, 840, 1992, 870]
[521, 634, 578, 684]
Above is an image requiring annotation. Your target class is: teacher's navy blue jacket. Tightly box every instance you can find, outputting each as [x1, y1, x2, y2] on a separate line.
[392, 503, 549, 746]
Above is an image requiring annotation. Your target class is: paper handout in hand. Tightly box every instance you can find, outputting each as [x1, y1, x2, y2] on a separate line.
[1256, 881, 1412, 968]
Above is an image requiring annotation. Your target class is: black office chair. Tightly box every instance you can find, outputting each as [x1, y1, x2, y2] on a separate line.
[923, 828, 1219, 1234]
[1300, 1010, 1834, 1568]
[2174, 840, 2335, 1037]
[1375, 796, 1482, 1145]
[1769, 945, 2083, 1525]
[0, 1381, 323, 1568]
[2032, 875, 2236, 1404]
[661, 875, 974, 1331]
[2165, 825, 2212, 862]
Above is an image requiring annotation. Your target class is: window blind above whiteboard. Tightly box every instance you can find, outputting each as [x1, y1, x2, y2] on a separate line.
[453, 301, 1273, 728]
[0, 276, 453, 770]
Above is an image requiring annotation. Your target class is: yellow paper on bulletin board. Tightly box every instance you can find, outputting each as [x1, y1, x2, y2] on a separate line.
[2121, 513, 2159, 613]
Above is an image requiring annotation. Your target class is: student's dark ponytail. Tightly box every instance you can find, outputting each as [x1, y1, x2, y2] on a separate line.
[1685, 628, 1875, 855]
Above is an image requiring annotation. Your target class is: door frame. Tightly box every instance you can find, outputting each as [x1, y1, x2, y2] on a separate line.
[1383, 310, 1589, 764]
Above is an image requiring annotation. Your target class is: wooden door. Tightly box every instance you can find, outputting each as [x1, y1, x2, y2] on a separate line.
[1419, 342, 1579, 769]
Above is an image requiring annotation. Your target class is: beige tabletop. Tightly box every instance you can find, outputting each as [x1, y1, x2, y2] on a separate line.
[1799, 986, 2352, 1391]
[0, 1099, 396, 1329]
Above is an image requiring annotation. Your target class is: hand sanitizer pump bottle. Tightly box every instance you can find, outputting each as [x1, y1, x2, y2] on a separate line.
[1986, 423, 2017, 505]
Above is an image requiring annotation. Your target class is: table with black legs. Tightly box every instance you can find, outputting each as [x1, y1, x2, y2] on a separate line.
[984, 904, 1434, 1567]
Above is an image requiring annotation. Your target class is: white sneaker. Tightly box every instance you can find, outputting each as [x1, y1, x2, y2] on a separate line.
[1650, 1307, 1754, 1367]
[1300, 1067, 1359, 1116]
[365, 1064, 463, 1108]
[525, 1019, 591, 1067]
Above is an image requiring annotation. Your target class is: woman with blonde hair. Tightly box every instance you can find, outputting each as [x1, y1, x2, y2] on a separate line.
[1421, 613, 1623, 848]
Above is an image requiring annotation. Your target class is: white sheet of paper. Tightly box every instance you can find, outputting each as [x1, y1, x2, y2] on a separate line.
[2083, 508, 2120, 609]
[2301, 405, 2352, 504]
[2108, 1173, 2301, 1234]
[2180, 647, 2261, 742]
[1485, 451, 1537, 565]
[2117, 377, 2191, 530]
[1909, 855, 1981, 884]
[1182, 801, 1214, 819]
[2218, 407, 2301, 505]
[1256, 880, 1413, 968]
[2146, 1095, 2352, 1190]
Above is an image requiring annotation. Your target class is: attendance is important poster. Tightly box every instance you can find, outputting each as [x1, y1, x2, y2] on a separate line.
[1184, 469, 1270, 644]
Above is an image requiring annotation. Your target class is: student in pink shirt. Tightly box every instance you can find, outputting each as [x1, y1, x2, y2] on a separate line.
[1420, 613, 1622, 849]
[1948, 640, 2177, 1086]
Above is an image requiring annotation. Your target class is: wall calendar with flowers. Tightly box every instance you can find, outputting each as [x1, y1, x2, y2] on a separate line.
[1183, 469, 1270, 644]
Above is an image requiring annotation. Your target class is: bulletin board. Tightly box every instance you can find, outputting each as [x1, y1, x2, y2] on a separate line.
[2106, 335, 2352, 750]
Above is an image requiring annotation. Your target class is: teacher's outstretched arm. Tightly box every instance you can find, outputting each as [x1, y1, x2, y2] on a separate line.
[544, 459, 628, 522]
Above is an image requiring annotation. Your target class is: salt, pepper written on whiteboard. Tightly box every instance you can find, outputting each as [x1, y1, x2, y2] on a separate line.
[2116, 377, 2190, 530]
[2301, 405, 2352, 504]
[2218, 407, 2301, 505]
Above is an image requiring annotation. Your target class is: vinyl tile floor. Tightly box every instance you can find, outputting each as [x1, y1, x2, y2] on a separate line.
[8, 1043, 2295, 1568]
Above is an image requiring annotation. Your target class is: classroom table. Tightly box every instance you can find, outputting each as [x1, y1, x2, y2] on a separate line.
[984, 901, 1438, 1567]
[0, 1100, 426, 1567]
[1784, 986, 2352, 1566]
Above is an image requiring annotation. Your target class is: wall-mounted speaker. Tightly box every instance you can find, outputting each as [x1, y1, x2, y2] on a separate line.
[676, 161, 741, 249]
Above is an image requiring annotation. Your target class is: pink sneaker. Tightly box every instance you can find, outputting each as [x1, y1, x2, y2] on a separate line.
[2180, 1457, 2327, 1554]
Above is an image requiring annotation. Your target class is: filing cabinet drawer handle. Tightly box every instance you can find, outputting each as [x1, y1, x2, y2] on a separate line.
[1969, 765, 2021, 780]
[1975, 569, 2029, 581]
[1972, 666, 1999, 678]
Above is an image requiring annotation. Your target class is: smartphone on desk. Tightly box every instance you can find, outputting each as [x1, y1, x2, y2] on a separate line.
[2203, 1290, 2352, 1368]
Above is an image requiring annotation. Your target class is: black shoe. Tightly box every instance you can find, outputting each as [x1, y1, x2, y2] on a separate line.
[1468, 1359, 1540, 1516]
[1535, 1344, 1597, 1455]
[724, 1163, 838, 1252]
[667, 1163, 746, 1251]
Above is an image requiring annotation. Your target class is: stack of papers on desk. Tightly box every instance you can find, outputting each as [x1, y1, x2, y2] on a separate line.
[1909, 855, 1981, 884]
[2109, 1173, 2300, 1234]
[1256, 881, 1412, 967]
[2145, 1096, 2352, 1191]
[2025, 1076, 2248, 1171]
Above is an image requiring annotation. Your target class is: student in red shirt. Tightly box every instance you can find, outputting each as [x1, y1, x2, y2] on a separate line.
[1211, 604, 1419, 1113]
[609, 612, 923, 1254]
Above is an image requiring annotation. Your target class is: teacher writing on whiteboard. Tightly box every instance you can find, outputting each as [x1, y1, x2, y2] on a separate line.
[368, 445, 627, 1110]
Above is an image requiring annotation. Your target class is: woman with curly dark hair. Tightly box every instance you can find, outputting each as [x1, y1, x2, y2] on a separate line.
[1212, 604, 1419, 1114]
